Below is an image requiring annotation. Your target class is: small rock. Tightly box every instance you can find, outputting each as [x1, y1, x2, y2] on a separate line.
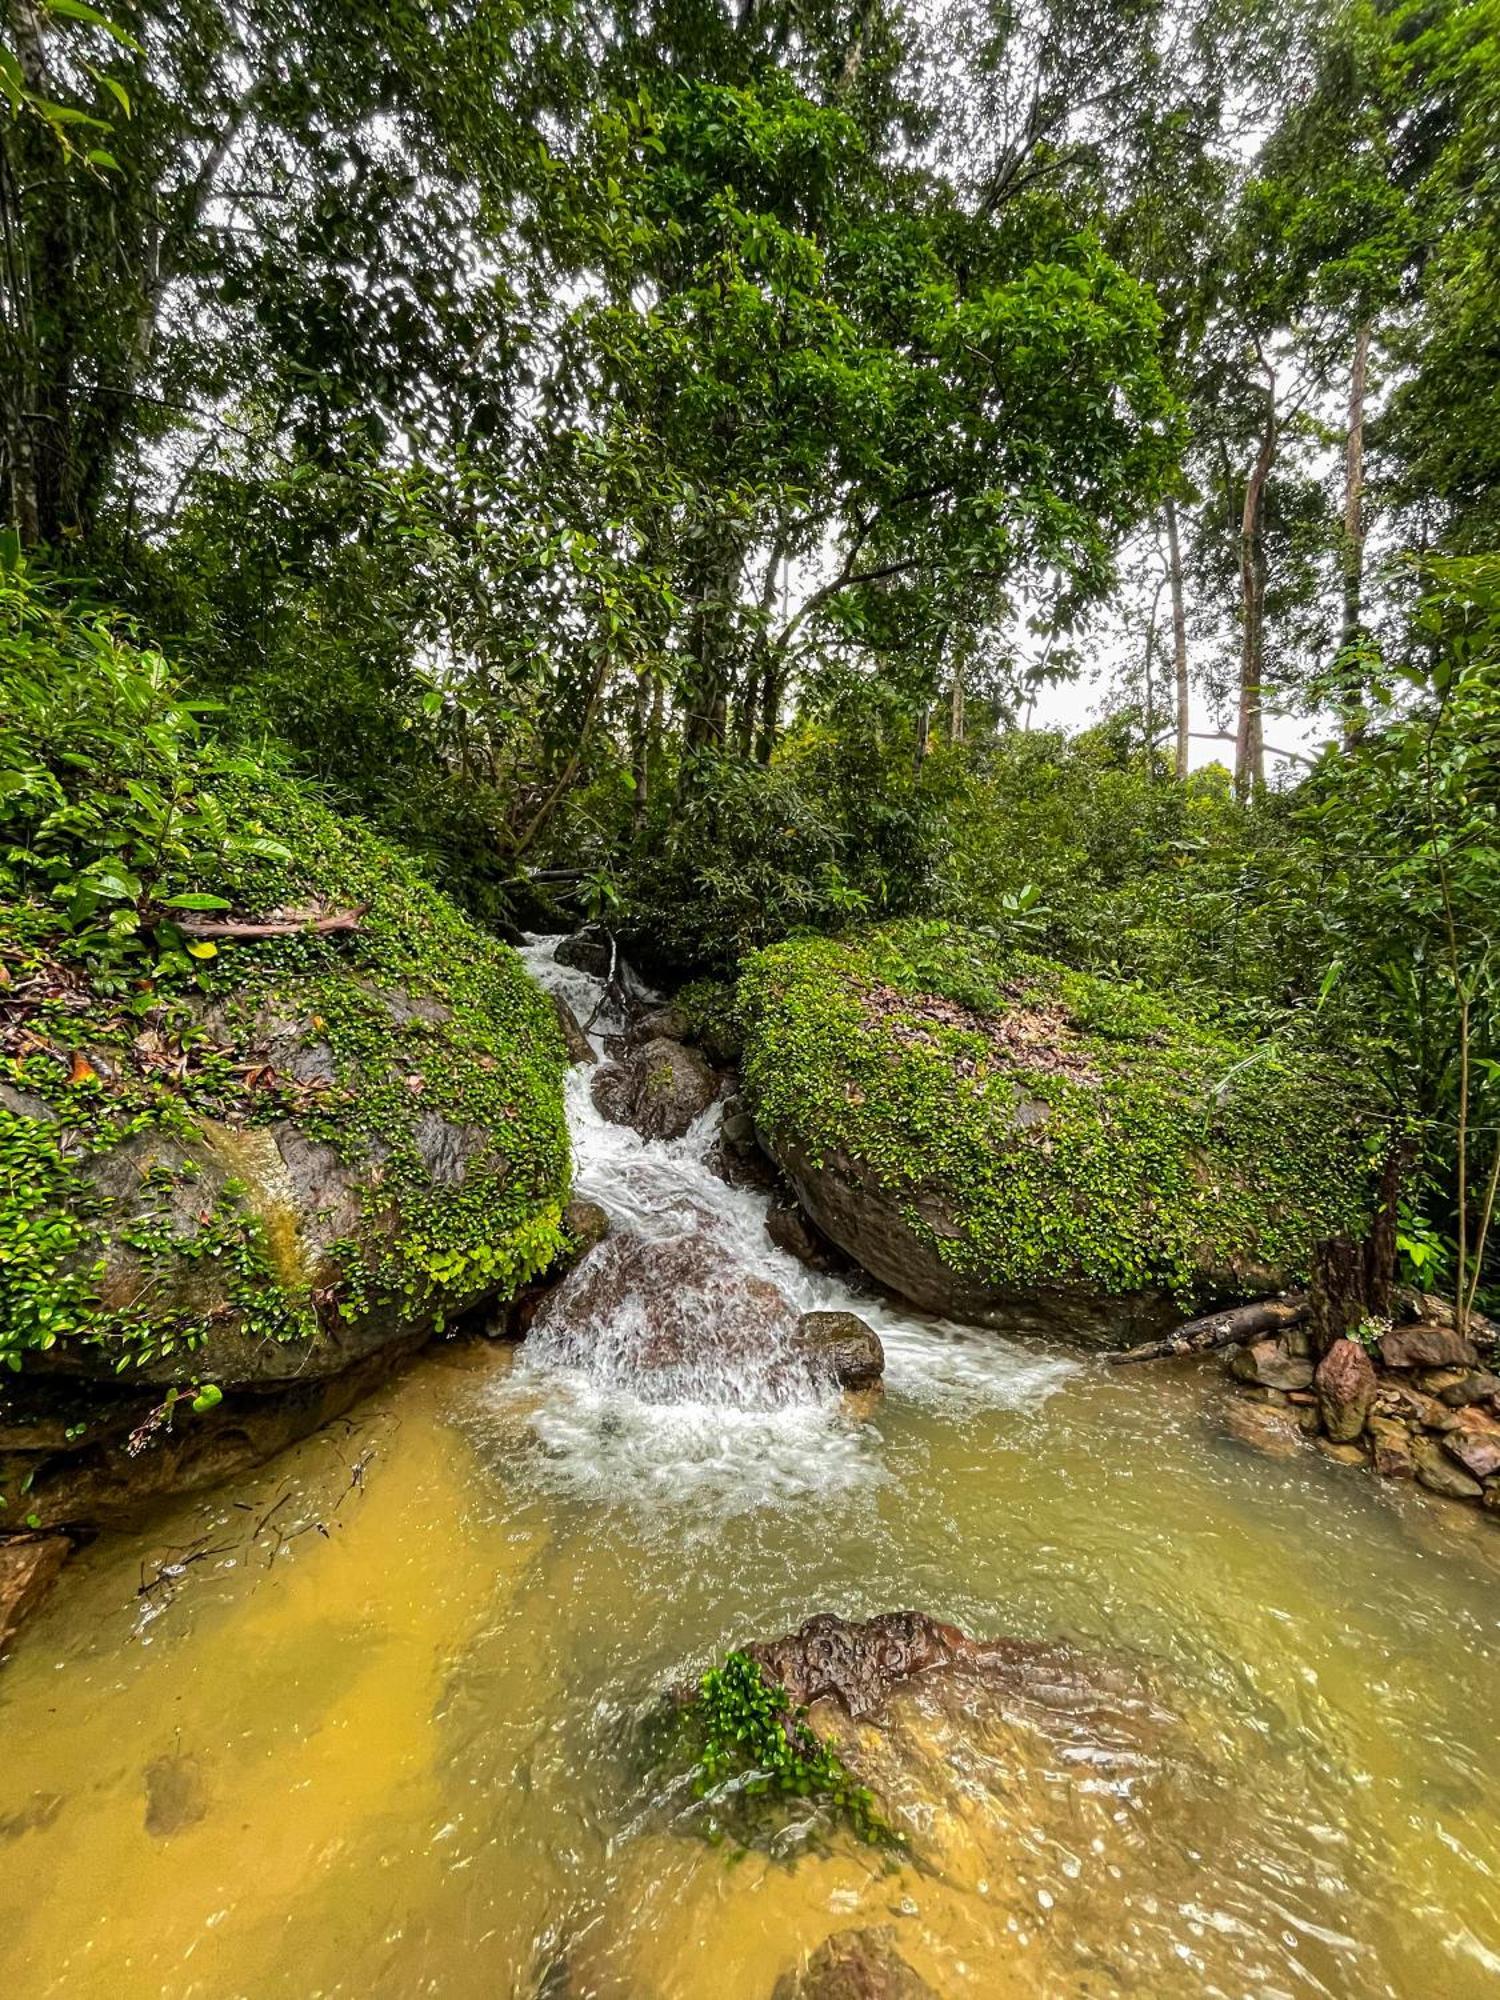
[721, 1109, 757, 1148]
[1443, 1428, 1500, 1482]
[589, 1038, 718, 1142]
[1316, 1438, 1367, 1467]
[144, 1752, 208, 1837]
[1380, 1323, 1478, 1372]
[1417, 1367, 1470, 1396]
[792, 1311, 885, 1391]
[1369, 1417, 1416, 1479]
[771, 1927, 937, 2000]
[1229, 1339, 1315, 1391]
[1315, 1338, 1376, 1443]
[1484, 1481, 1500, 1516]
[628, 1002, 692, 1046]
[563, 1200, 610, 1261]
[553, 926, 614, 980]
[550, 991, 596, 1066]
[1436, 1370, 1500, 1408]
[1377, 1380, 1460, 1431]
[766, 1202, 833, 1270]
[1411, 1434, 1484, 1501]
[0, 1535, 70, 1658]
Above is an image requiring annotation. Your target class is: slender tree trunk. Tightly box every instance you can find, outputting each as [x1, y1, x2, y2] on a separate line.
[949, 661, 965, 745]
[1235, 358, 1276, 803]
[1164, 497, 1190, 779]
[1339, 317, 1372, 748]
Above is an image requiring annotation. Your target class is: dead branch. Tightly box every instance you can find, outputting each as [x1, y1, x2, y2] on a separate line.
[174, 903, 369, 941]
[1109, 1294, 1309, 1366]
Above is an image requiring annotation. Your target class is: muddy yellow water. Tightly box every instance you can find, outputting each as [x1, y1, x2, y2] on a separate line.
[2, 1337, 1498, 1999]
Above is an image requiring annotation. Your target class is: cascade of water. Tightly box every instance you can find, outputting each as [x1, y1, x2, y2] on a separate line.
[499, 936, 1075, 1507]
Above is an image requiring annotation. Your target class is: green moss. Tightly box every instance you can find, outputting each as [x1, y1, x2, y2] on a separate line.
[1, 765, 571, 1375]
[737, 922, 1377, 1305]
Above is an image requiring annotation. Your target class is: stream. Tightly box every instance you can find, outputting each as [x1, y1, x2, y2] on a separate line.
[2, 938, 1499, 1998]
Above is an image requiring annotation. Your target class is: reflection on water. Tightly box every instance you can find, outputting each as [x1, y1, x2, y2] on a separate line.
[1, 938, 1498, 1998]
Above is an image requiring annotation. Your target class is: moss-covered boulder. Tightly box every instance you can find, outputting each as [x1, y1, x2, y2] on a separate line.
[737, 925, 1374, 1342]
[1, 772, 571, 1391]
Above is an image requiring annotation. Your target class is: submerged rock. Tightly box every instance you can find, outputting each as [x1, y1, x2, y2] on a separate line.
[791, 1312, 884, 1391]
[771, 1929, 936, 2000]
[590, 1037, 719, 1142]
[736, 926, 1372, 1342]
[0, 1536, 70, 1656]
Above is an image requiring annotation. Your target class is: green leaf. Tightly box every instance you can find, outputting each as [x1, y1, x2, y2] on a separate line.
[162, 891, 232, 910]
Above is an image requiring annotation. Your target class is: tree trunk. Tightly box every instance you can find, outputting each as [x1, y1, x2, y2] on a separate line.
[1339, 318, 1372, 748]
[1235, 358, 1276, 803]
[949, 661, 965, 745]
[1165, 497, 1190, 779]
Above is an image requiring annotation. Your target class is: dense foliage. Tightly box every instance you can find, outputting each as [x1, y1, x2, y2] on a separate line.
[0, 568, 570, 1376]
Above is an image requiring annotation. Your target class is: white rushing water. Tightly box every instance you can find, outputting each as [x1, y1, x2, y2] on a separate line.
[497, 936, 1076, 1512]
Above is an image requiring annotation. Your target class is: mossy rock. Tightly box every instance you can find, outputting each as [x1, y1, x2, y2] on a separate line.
[736, 924, 1375, 1341]
[0, 771, 571, 1390]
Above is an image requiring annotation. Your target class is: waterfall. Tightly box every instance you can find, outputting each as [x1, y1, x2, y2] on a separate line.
[494, 936, 1075, 1508]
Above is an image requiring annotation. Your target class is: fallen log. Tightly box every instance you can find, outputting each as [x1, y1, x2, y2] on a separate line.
[1108, 1294, 1309, 1366]
[174, 903, 369, 942]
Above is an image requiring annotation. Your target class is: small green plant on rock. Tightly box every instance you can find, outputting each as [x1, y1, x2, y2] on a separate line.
[674, 1650, 898, 1852]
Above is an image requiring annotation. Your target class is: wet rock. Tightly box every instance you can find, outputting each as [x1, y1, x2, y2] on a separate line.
[742, 1610, 1147, 1725]
[721, 1109, 757, 1148]
[1221, 1397, 1304, 1458]
[1229, 1339, 1315, 1392]
[1376, 1379, 1460, 1432]
[1443, 1423, 1500, 1483]
[590, 1038, 719, 1143]
[791, 1312, 884, 1391]
[771, 1928, 937, 2000]
[564, 1200, 610, 1262]
[1, 1345, 418, 1533]
[144, 1752, 208, 1837]
[626, 1002, 693, 1048]
[550, 991, 596, 1065]
[526, 1229, 801, 1404]
[0, 1535, 71, 1657]
[1411, 1435, 1484, 1501]
[1434, 1370, 1500, 1407]
[709, 1134, 779, 1192]
[766, 1200, 836, 1271]
[1369, 1417, 1416, 1479]
[1315, 1338, 1376, 1443]
[1380, 1323, 1479, 1372]
[553, 925, 614, 980]
[768, 1135, 1169, 1346]
[1316, 1438, 1367, 1467]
